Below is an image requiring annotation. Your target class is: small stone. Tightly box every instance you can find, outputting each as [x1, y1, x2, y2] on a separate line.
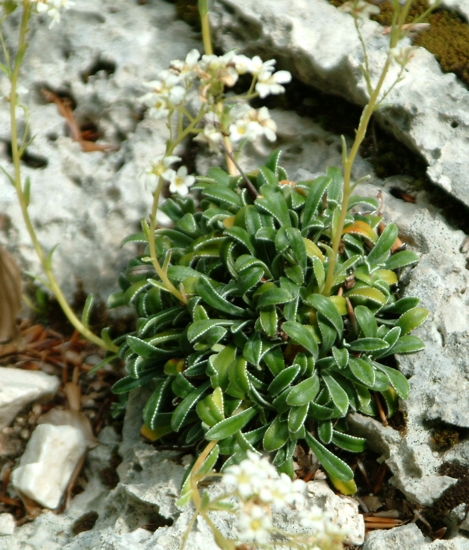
[0, 368, 60, 430]
[306, 480, 365, 546]
[11, 424, 87, 509]
[0, 513, 15, 535]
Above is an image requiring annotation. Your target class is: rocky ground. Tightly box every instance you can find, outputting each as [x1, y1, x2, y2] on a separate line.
[2, 0, 469, 548]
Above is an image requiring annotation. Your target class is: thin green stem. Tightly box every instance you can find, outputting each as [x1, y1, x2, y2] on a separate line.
[322, 60, 391, 295]
[148, 177, 186, 304]
[199, 0, 213, 56]
[6, 3, 116, 352]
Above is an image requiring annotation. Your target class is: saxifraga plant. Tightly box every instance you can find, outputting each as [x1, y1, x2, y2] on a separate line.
[107, 149, 428, 494]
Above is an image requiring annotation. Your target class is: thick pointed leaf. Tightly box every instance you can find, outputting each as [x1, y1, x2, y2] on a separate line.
[288, 404, 309, 433]
[346, 286, 387, 305]
[224, 226, 256, 255]
[196, 394, 224, 427]
[385, 250, 420, 270]
[287, 374, 320, 406]
[263, 416, 290, 451]
[332, 430, 367, 452]
[382, 296, 420, 315]
[205, 407, 257, 440]
[367, 223, 398, 265]
[348, 338, 389, 352]
[196, 277, 246, 317]
[198, 182, 242, 207]
[187, 320, 235, 342]
[318, 420, 333, 444]
[171, 381, 211, 431]
[385, 335, 425, 355]
[281, 321, 319, 358]
[255, 190, 291, 227]
[260, 305, 278, 337]
[264, 347, 285, 376]
[306, 294, 343, 339]
[374, 363, 410, 399]
[354, 305, 377, 338]
[302, 175, 331, 228]
[304, 432, 354, 482]
[257, 287, 293, 307]
[349, 357, 375, 387]
[322, 374, 349, 416]
[268, 365, 301, 396]
[332, 347, 349, 369]
[396, 307, 429, 335]
[143, 379, 171, 430]
[226, 358, 250, 399]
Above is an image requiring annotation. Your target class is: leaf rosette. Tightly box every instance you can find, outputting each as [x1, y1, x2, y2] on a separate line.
[108, 151, 427, 488]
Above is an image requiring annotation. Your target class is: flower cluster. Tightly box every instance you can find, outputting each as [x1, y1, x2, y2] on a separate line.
[145, 155, 195, 196]
[140, 49, 290, 150]
[220, 452, 346, 548]
[31, 0, 74, 28]
[338, 0, 380, 19]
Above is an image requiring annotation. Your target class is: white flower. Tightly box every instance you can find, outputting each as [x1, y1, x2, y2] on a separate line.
[228, 105, 277, 143]
[194, 123, 223, 152]
[198, 53, 239, 87]
[388, 46, 417, 66]
[255, 70, 292, 98]
[169, 166, 195, 196]
[338, 0, 380, 19]
[222, 451, 276, 499]
[238, 504, 272, 544]
[140, 75, 186, 119]
[31, 0, 74, 28]
[170, 49, 200, 82]
[248, 56, 277, 77]
[145, 155, 181, 192]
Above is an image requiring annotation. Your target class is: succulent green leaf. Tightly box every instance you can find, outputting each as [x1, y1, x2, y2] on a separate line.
[205, 407, 257, 440]
[264, 150, 282, 175]
[144, 379, 172, 429]
[322, 374, 349, 416]
[226, 358, 250, 399]
[257, 166, 279, 186]
[381, 297, 420, 315]
[198, 182, 242, 208]
[326, 166, 343, 207]
[263, 347, 285, 376]
[171, 381, 211, 431]
[384, 335, 425, 355]
[263, 416, 290, 451]
[306, 294, 344, 339]
[346, 286, 387, 305]
[385, 250, 420, 270]
[257, 287, 293, 307]
[196, 393, 225, 427]
[267, 365, 300, 397]
[288, 404, 309, 433]
[332, 346, 349, 369]
[281, 321, 319, 358]
[260, 305, 278, 337]
[348, 357, 375, 387]
[354, 305, 377, 338]
[367, 223, 398, 265]
[286, 374, 320, 406]
[196, 277, 246, 317]
[302, 176, 331, 228]
[172, 373, 196, 398]
[112, 370, 162, 394]
[348, 337, 389, 352]
[318, 420, 333, 444]
[395, 307, 429, 335]
[304, 432, 354, 482]
[374, 363, 410, 399]
[331, 431, 367, 452]
[255, 190, 291, 227]
[187, 320, 235, 342]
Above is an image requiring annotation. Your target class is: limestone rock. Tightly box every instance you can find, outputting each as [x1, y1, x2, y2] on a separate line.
[0, 368, 59, 430]
[306, 481, 365, 546]
[0, 0, 200, 299]
[0, 515, 15, 536]
[210, 0, 469, 210]
[11, 424, 88, 509]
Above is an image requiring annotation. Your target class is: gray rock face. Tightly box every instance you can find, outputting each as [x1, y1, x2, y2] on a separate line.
[0, 0, 200, 299]
[210, 0, 469, 210]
